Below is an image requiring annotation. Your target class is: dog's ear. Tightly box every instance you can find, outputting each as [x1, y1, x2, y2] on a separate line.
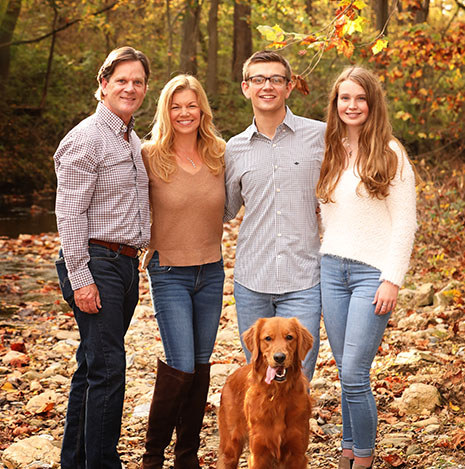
[242, 318, 263, 365]
[292, 318, 314, 362]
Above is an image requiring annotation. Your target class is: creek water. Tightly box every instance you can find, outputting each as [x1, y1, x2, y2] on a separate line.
[0, 199, 57, 238]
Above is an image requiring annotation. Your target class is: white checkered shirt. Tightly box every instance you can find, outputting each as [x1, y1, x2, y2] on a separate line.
[225, 108, 326, 294]
[54, 103, 150, 290]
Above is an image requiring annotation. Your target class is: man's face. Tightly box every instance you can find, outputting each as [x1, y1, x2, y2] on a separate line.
[101, 60, 147, 125]
[241, 62, 293, 116]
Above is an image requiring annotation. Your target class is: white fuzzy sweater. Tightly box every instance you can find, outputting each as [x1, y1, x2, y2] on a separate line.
[320, 140, 417, 287]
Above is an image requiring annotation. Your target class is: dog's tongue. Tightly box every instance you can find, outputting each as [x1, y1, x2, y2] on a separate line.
[265, 366, 277, 384]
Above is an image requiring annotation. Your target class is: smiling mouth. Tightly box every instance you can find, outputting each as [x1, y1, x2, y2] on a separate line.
[265, 365, 288, 384]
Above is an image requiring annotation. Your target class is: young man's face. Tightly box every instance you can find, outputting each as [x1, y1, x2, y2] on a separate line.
[101, 60, 147, 125]
[241, 62, 293, 116]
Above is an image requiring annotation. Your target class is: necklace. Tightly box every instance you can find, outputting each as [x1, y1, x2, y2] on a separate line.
[342, 137, 355, 158]
[185, 157, 196, 168]
[176, 151, 197, 168]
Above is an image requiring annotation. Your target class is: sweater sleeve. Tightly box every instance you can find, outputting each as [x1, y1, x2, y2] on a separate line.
[379, 142, 417, 286]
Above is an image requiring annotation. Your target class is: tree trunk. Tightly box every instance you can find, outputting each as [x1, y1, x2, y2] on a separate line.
[39, 1, 58, 109]
[166, 0, 173, 79]
[232, 0, 252, 82]
[414, 0, 430, 23]
[375, 0, 389, 33]
[206, 0, 219, 97]
[179, 0, 201, 75]
[305, 0, 312, 19]
[0, 0, 22, 89]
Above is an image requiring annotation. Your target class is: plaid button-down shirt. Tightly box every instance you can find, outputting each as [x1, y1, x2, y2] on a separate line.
[225, 108, 326, 294]
[54, 103, 150, 290]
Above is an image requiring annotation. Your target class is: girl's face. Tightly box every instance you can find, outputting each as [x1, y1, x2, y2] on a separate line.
[337, 79, 369, 131]
[169, 89, 201, 136]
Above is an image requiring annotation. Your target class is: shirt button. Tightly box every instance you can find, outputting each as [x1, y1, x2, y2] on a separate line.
[277, 233, 282, 237]
[277, 211, 281, 215]
[277, 255, 281, 258]
[276, 188, 281, 193]
[274, 165, 278, 169]
[273, 144, 277, 148]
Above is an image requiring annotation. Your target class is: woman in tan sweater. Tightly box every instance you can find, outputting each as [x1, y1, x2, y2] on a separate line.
[140, 75, 225, 469]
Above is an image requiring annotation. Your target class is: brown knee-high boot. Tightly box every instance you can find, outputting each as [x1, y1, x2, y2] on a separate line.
[173, 363, 211, 469]
[142, 359, 194, 469]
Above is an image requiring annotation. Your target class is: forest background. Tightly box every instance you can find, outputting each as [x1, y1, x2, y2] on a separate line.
[1, 0, 465, 199]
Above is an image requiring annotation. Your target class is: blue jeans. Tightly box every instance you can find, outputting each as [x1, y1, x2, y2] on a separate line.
[321, 255, 391, 458]
[147, 252, 224, 373]
[56, 244, 140, 469]
[234, 281, 321, 380]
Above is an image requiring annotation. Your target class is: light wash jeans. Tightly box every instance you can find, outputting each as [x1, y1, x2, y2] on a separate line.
[321, 255, 391, 458]
[234, 281, 321, 381]
[147, 251, 224, 373]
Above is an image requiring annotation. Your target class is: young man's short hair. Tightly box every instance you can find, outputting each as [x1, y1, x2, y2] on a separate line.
[242, 50, 292, 82]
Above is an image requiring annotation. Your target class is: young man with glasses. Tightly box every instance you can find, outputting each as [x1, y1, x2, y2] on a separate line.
[224, 50, 325, 381]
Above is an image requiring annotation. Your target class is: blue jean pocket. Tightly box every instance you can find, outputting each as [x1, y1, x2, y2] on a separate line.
[55, 257, 74, 306]
[147, 251, 171, 274]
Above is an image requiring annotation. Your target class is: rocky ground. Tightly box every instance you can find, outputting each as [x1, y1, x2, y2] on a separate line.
[0, 224, 464, 468]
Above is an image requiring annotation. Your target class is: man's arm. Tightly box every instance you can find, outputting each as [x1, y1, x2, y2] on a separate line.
[55, 131, 101, 313]
[224, 145, 244, 222]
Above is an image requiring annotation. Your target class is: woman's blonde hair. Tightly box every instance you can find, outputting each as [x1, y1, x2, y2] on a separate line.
[143, 74, 225, 181]
[316, 66, 401, 203]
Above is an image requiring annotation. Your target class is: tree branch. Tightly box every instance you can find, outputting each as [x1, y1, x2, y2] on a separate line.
[1, 1, 118, 48]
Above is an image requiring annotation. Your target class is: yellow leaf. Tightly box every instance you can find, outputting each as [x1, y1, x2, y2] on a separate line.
[353, 0, 367, 9]
[342, 17, 366, 36]
[257, 25, 285, 42]
[450, 402, 460, 411]
[412, 69, 423, 78]
[1, 382, 16, 392]
[395, 111, 412, 121]
[418, 132, 427, 139]
[372, 39, 388, 55]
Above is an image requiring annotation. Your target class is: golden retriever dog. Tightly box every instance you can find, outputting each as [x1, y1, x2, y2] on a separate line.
[217, 317, 313, 469]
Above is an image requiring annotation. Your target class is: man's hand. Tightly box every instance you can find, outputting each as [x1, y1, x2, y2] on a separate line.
[74, 284, 102, 314]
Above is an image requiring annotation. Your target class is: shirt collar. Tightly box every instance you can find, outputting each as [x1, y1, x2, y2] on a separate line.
[96, 102, 135, 136]
[245, 106, 296, 141]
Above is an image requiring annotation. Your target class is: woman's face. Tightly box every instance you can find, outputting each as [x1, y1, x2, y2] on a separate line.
[169, 89, 201, 136]
[337, 79, 369, 131]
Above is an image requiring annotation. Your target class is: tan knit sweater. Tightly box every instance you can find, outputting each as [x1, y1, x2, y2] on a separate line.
[142, 156, 225, 268]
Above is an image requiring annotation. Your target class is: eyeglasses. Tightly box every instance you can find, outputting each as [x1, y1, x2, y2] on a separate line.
[246, 75, 289, 87]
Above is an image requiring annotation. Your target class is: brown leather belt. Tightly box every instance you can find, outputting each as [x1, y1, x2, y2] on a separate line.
[89, 239, 140, 258]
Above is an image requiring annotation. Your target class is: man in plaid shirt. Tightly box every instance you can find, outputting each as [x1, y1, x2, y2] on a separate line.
[54, 46, 151, 469]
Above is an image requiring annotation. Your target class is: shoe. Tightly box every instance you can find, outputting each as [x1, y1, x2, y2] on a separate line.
[141, 359, 194, 469]
[338, 455, 354, 469]
[173, 363, 211, 469]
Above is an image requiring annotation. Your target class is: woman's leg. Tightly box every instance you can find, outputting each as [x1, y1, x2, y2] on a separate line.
[341, 260, 390, 464]
[175, 260, 225, 468]
[143, 256, 197, 468]
[321, 255, 354, 450]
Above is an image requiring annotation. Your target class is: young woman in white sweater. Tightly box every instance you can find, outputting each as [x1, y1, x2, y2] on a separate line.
[317, 66, 417, 469]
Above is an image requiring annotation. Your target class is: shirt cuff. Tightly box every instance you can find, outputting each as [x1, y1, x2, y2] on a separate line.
[69, 268, 95, 291]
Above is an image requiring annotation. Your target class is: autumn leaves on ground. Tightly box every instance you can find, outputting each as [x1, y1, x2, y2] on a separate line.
[0, 168, 465, 469]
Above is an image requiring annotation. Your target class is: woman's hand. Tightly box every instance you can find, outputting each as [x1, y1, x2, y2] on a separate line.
[373, 280, 399, 315]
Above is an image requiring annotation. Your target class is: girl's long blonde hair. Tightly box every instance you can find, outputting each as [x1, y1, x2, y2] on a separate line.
[143, 74, 225, 181]
[316, 66, 400, 203]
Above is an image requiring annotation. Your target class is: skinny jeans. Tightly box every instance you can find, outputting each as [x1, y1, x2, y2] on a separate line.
[321, 255, 390, 458]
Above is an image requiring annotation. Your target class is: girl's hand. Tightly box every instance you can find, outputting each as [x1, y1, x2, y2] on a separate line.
[373, 280, 399, 315]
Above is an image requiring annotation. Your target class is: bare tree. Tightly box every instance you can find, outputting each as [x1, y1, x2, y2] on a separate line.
[206, 0, 220, 96]
[232, 0, 252, 82]
[375, 0, 389, 33]
[0, 0, 22, 89]
[179, 0, 202, 74]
